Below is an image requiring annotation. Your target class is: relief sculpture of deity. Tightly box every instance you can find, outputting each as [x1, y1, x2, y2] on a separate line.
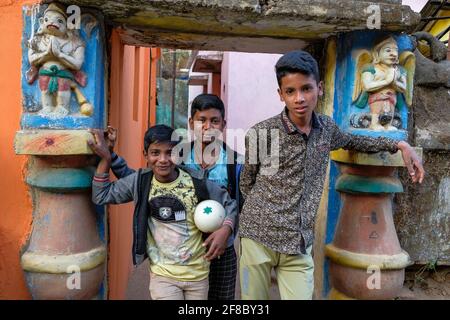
[26, 3, 93, 117]
[352, 37, 415, 131]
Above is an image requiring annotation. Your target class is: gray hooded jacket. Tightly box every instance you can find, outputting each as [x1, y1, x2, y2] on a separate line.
[92, 165, 237, 265]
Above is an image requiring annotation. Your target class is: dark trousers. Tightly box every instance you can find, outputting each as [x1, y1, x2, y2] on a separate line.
[208, 245, 237, 300]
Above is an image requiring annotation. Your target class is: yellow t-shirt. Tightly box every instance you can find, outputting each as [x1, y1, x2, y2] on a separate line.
[146, 169, 209, 281]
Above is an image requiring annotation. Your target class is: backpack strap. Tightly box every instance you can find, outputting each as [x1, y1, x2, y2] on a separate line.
[191, 177, 210, 202]
[227, 162, 236, 199]
[225, 142, 240, 200]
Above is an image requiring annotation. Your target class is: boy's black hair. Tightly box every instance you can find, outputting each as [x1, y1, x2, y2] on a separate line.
[275, 50, 320, 86]
[190, 94, 225, 119]
[143, 124, 178, 152]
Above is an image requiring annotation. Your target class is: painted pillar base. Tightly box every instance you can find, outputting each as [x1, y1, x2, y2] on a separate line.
[19, 155, 106, 300]
[326, 149, 421, 300]
[18, 3, 108, 299]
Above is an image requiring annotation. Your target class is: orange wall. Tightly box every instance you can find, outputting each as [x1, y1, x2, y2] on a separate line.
[0, 2, 156, 300]
[108, 31, 156, 299]
[0, 0, 39, 299]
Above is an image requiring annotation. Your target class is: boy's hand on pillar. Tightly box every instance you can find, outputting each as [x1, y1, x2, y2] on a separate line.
[88, 129, 112, 174]
[202, 225, 231, 261]
[397, 141, 425, 184]
[105, 126, 118, 153]
[88, 129, 111, 160]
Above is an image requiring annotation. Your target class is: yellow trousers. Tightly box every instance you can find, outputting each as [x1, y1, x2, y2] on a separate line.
[239, 237, 314, 300]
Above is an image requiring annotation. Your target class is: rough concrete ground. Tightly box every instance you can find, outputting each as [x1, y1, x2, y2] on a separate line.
[126, 262, 151, 300]
[125, 259, 282, 300]
[396, 267, 450, 300]
[125, 260, 450, 300]
[126, 237, 282, 300]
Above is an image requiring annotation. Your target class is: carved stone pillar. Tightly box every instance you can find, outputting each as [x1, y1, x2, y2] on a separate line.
[323, 31, 421, 299]
[20, 155, 105, 299]
[325, 152, 420, 299]
[15, 3, 107, 299]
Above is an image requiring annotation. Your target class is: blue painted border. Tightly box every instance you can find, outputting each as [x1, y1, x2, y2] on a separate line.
[21, 5, 106, 129]
[333, 31, 413, 141]
[95, 204, 107, 300]
[322, 31, 414, 298]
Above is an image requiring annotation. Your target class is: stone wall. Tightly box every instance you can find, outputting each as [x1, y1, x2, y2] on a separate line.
[55, 0, 420, 52]
[394, 45, 450, 265]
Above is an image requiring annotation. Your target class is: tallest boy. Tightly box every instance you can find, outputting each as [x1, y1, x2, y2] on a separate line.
[238, 50, 424, 300]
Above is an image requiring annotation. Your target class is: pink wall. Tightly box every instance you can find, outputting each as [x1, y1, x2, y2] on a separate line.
[221, 52, 283, 154]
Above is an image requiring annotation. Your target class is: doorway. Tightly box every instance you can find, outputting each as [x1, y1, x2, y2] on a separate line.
[106, 24, 329, 300]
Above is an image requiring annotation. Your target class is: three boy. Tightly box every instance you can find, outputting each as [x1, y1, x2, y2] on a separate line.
[90, 50, 424, 300]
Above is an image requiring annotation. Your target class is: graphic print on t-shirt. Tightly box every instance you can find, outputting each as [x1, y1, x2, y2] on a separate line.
[146, 169, 207, 275]
[149, 195, 187, 222]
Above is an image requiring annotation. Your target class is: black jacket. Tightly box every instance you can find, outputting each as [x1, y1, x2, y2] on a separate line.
[93, 164, 238, 266]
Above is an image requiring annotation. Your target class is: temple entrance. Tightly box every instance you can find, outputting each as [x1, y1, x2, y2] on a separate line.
[14, 0, 422, 300]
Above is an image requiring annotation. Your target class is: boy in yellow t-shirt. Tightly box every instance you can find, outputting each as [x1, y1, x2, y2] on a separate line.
[89, 124, 237, 300]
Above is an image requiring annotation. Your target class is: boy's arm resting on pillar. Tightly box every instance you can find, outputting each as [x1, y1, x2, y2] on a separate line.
[330, 120, 425, 183]
[89, 128, 137, 205]
[92, 171, 137, 205]
[239, 130, 260, 201]
[330, 120, 399, 154]
[396, 141, 425, 183]
[202, 180, 238, 261]
[102, 125, 136, 179]
[110, 152, 136, 179]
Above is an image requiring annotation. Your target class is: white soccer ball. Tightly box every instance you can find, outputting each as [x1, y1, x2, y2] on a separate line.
[194, 200, 226, 233]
